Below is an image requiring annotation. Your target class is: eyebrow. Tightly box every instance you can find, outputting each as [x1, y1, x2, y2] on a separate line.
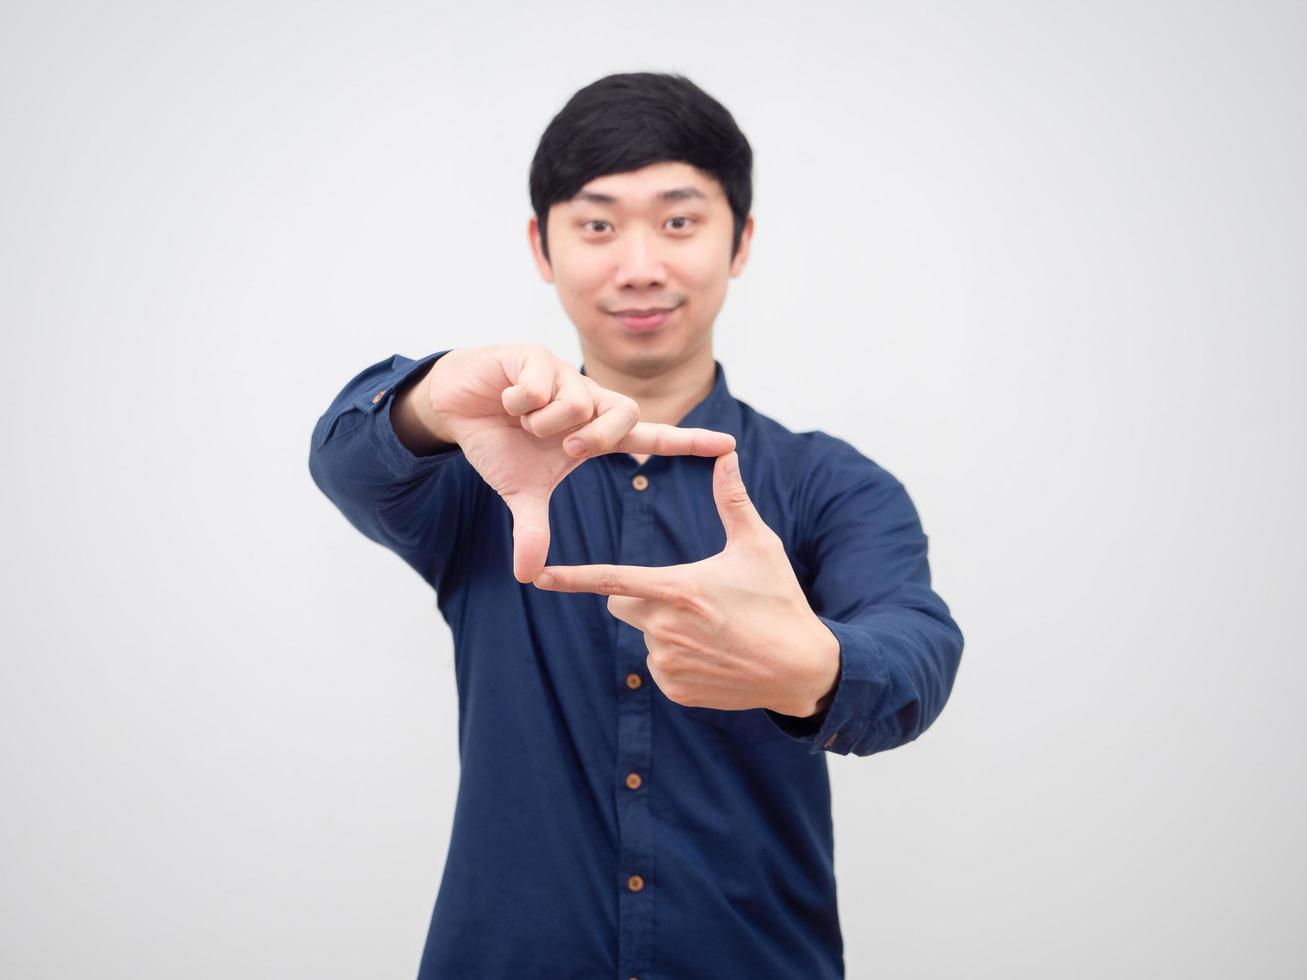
[571, 186, 709, 206]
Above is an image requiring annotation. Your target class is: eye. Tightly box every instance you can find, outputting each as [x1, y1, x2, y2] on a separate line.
[580, 217, 695, 238]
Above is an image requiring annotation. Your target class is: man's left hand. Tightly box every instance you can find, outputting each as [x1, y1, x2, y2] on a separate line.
[531, 451, 841, 719]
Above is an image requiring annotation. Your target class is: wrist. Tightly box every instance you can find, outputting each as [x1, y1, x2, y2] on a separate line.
[394, 361, 458, 454]
[773, 617, 841, 718]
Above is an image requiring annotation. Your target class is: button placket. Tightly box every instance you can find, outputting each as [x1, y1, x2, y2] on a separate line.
[615, 462, 656, 978]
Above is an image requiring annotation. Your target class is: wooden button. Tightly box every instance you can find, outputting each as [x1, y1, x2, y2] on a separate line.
[370, 389, 386, 404]
[631, 474, 649, 491]
[627, 874, 644, 891]
[625, 673, 642, 689]
[625, 772, 642, 790]
[823, 732, 838, 748]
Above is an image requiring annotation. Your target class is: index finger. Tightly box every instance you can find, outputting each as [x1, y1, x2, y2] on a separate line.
[614, 421, 736, 458]
[533, 561, 683, 601]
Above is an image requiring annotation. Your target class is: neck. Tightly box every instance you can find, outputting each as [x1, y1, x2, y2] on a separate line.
[580, 342, 717, 427]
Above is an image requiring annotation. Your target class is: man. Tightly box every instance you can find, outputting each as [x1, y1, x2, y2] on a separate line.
[308, 71, 964, 980]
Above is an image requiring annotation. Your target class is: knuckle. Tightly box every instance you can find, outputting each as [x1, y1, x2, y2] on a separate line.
[668, 580, 702, 611]
[567, 398, 594, 424]
[654, 644, 684, 673]
[645, 610, 673, 639]
[585, 429, 616, 454]
[662, 682, 689, 706]
[723, 486, 752, 509]
[520, 384, 548, 406]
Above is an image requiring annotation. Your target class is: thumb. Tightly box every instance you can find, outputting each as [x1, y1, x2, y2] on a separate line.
[505, 492, 551, 583]
[712, 451, 764, 543]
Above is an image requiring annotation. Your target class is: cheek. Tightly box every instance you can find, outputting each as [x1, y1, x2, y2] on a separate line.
[679, 239, 734, 291]
[560, 281, 588, 307]
[550, 250, 606, 297]
[556, 275, 605, 325]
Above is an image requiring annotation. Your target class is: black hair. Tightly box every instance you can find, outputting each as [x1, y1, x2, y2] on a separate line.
[528, 72, 753, 265]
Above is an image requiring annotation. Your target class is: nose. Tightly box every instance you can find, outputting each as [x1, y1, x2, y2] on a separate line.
[613, 226, 667, 291]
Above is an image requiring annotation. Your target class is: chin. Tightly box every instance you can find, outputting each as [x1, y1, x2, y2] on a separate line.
[624, 349, 682, 378]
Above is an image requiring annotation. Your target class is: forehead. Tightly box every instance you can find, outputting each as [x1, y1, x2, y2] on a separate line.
[565, 162, 722, 209]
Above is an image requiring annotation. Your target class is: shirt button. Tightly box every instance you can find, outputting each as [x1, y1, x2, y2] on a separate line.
[625, 772, 642, 790]
[625, 673, 642, 689]
[823, 732, 839, 748]
[370, 389, 386, 404]
[627, 874, 644, 892]
[631, 474, 649, 491]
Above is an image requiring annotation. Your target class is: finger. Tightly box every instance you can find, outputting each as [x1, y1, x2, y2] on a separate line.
[505, 492, 551, 583]
[532, 561, 683, 601]
[712, 450, 766, 542]
[606, 594, 652, 627]
[501, 346, 556, 418]
[554, 378, 639, 457]
[613, 422, 736, 458]
[520, 365, 595, 440]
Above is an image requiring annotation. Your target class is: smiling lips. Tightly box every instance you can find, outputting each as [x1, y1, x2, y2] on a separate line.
[611, 303, 679, 333]
[613, 308, 675, 332]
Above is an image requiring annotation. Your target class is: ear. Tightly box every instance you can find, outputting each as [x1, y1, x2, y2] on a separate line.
[527, 215, 555, 283]
[729, 213, 754, 278]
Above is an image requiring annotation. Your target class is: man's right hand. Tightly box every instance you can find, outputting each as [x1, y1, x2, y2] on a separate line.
[406, 343, 735, 583]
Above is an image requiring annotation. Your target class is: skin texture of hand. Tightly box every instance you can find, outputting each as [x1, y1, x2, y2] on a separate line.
[531, 450, 842, 719]
[424, 344, 737, 583]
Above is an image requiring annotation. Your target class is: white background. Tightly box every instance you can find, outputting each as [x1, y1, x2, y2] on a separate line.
[3, 1, 1304, 977]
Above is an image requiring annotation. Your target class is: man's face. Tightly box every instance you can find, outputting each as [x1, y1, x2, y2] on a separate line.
[529, 160, 753, 379]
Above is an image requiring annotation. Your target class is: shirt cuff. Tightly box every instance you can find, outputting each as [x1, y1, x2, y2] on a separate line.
[365, 350, 464, 481]
[763, 614, 890, 755]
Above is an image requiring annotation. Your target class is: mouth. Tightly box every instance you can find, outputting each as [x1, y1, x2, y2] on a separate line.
[611, 305, 679, 333]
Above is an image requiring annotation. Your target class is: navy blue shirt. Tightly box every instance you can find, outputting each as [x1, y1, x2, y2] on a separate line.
[308, 350, 965, 979]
